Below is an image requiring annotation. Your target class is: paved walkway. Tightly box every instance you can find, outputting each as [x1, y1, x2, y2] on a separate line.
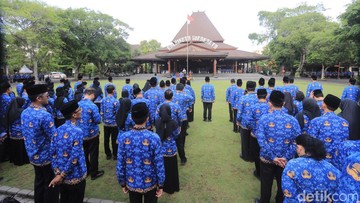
[0, 185, 125, 203]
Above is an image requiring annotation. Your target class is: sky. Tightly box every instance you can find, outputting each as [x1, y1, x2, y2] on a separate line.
[43, 0, 352, 52]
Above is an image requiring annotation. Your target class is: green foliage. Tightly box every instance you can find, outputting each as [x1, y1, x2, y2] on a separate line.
[139, 39, 161, 54]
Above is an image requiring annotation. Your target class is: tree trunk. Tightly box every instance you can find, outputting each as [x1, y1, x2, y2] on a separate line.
[295, 50, 306, 77]
[321, 64, 325, 80]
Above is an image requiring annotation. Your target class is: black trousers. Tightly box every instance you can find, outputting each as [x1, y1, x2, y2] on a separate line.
[233, 109, 239, 132]
[240, 127, 252, 161]
[60, 180, 86, 203]
[83, 136, 99, 177]
[260, 161, 284, 203]
[34, 164, 59, 203]
[249, 135, 260, 175]
[129, 188, 157, 203]
[103, 126, 118, 157]
[187, 104, 194, 122]
[176, 121, 187, 162]
[202, 102, 213, 120]
[228, 103, 233, 122]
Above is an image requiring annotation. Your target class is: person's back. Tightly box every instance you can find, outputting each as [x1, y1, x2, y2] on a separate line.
[341, 78, 360, 102]
[173, 88, 192, 121]
[334, 140, 360, 170]
[143, 85, 162, 124]
[100, 94, 119, 127]
[338, 152, 360, 201]
[201, 82, 215, 103]
[78, 97, 101, 140]
[306, 75, 323, 97]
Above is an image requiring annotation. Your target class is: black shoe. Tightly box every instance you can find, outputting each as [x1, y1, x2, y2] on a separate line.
[208, 119, 212, 122]
[229, 120, 233, 122]
[240, 154, 250, 162]
[203, 118, 207, 121]
[181, 158, 187, 166]
[91, 170, 104, 180]
[0, 177, 3, 182]
[106, 155, 112, 160]
[253, 170, 260, 181]
[254, 198, 260, 203]
[185, 132, 189, 136]
[113, 156, 117, 160]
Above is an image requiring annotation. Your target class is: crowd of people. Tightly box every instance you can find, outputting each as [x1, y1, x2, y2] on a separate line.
[225, 75, 360, 203]
[0, 72, 359, 202]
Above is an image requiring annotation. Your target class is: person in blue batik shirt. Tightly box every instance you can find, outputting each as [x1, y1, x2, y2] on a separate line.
[289, 78, 299, 100]
[0, 81, 14, 140]
[54, 87, 68, 128]
[237, 81, 258, 162]
[338, 152, 360, 202]
[77, 88, 104, 180]
[63, 79, 74, 101]
[282, 134, 340, 203]
[144, 77, 162, 126]
[341, 78, 360, 102]
[201, 76, 215, 122]
[311, 89, 324, 115]
[73, 74, 83, 93]
[248, 89, 270, 179]
[293, 91, 304, 116]
[100, 85, 120, 160]
[307, 94, 349, 166]
[306, 75, 323, 98]
[278, 76, 292, 95]
[231, 79, 244, 133]
[49, 100, 87, 203]
[117, 102, 165, 203]
[20, 84, 59, 203]
[173, 83, 193, 166]
[16, 81, 23, 97]
[334, 140, 360, 170]
[92, 80, 103, 112]
[266, 77, 276, 97]
[170, 78, 177, 93]
[182, 77, 196, 123]
[255, 77, 266, 92]
[226, 79, 237, 123]
[255, 90, 301, 203]
[295, 98, 321, 133]
[122, 78, 133, 99]
[131, 87, 152, 129]
[5, 97, 29, 166]
[104, 76, 117, 99]
[155, 101, 181, 194]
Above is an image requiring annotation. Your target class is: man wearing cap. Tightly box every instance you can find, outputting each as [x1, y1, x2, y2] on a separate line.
[49, 100, 87, 203]
[311, 89, 324, 115]
[226, 79, 237, 122]
[144, 77, 163, 126]
[73, 74, 83, 92]
[231, 79, 244, 133]
[173, 83, 193, 165]
[255, 90, 300, 203]
[201, 76, 215, 122]
[306, 75, 323, 97]
[307, 94, 349, 165]
[122, 78, 133, 99]
[116, 102, 165, 203]
[21, 84, 59, 202]
[341, 78, 360, 102]
[100, 85, 120, 160]
[77, 88, 104, 180]
[248, 89, 270, 179]
[237, 81, 257, 162]
[131, 87, 151, 129]
[104, 76, 117, 99]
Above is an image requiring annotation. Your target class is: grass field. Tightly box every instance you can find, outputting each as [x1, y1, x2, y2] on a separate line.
[0, 77, 346, 202]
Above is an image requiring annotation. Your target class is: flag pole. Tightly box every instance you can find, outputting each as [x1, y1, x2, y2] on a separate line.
[186, 20, 189, 75]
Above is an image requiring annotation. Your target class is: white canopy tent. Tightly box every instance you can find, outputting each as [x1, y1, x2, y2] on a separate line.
[19, 65, 33, 74]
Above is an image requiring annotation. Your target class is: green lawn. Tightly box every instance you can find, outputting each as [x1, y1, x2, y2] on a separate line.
[0, 77, 345, 202]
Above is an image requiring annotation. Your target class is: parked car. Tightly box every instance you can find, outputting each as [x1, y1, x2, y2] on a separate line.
[44, 72, 67, 79]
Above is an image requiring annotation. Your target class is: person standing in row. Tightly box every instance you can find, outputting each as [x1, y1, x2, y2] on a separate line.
[49, 100, 87, 203]
[54, 87, 68, 128]
[201, 76, 215, 122]
[117, 102, 165, 203]
[122, 79, 133, 99]
[338, 152, 360, 202]
[255, 90, 301, 203]
[144, 77, 162, 126]
[184, 78, 195, 123]
[311, 89, 324, 115]
[306, 75, 323, 98]
[231, 79, 244, 133]
[295, 98, 321, 133]
[104, 76, 117, 99]
[255, 77, 265, 91]
[21, 84, 59, 203]
[77, 88, 104, 180]
[341, 78, 360, 102]
[226, 79, 236, 123]
[73, 74, 83, 93]
[307, 94, 349, 165]
[100, 85, 119, 160]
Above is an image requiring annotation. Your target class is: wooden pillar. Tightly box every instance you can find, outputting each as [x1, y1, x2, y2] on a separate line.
[213, 59, 217, 76]
[174, 61, 177, 73]
[167, 60, 171, 74]
[235, 60, 238, 74]
[155, 62, 158, 73]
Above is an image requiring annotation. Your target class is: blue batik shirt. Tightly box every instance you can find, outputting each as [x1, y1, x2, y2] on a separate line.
[338, 152, 360, 202]
[156, 101, 183, 157]
[0, 93, 12, 137]
[201, 83, 215, 102]
[104, 82, 117, 99]
[316, 100, 324, 115]
[257, 109, 301, 163]
[231, 87, 245, 109]
[116, 128, 165, 193]
[21, 92, 31, 109]
[21, 104, 56, 166]
[172, 91, 193, 121]
[169, 84, 176, 93]
[16, 83, 23, 96]
[255, 86, 266, 92]
[289, 84, 299, 99]
[9, 118, 23, 139]
[341, 85, 360, 102]
[122, 84, 133, 99]
[237, 93, 258, 129]
[144, 88, 162, 125]
[185, 84, 196, 102]
[100, 96, 120, 126]
[307, 112, 349, 165]
[77, 98, 101, 140]
[51, 120, 87, 185]
[67, 88, 74, 101]
[226, 84, 237, 106]
[293, 100, 303, 115]
[73, 81, 82, 92]
[131, 98, 152, 129]
[282, 157, 340, 203]
[248, 101, 270, 137]
[306, 82, 323, 97]
[334, 140, 360, 170]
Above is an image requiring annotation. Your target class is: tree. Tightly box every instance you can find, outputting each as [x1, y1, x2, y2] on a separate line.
[2, 0, 62, 81]
[0, 11, 5, 75]
[139, 40, 161, 54]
